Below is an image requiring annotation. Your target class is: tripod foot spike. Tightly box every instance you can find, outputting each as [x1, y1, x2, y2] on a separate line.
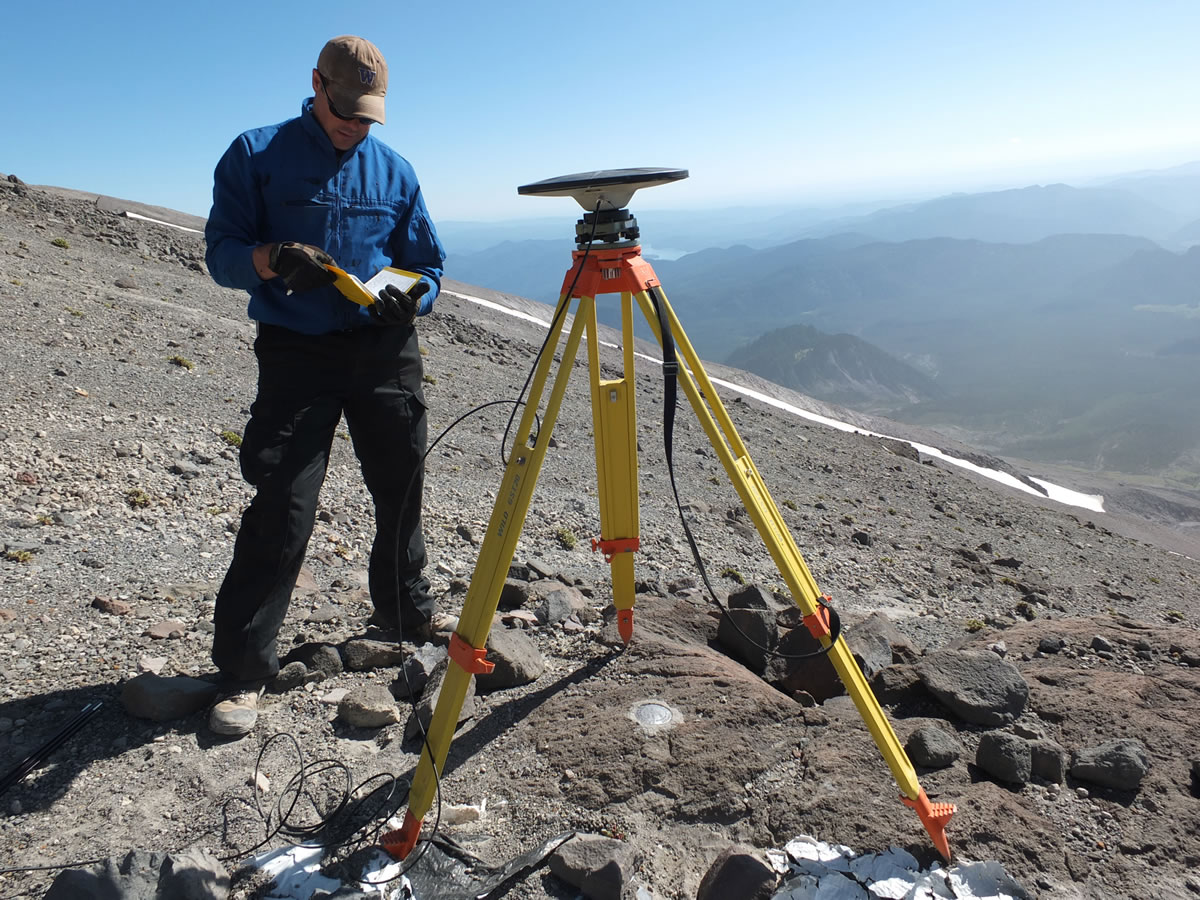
[901, 788, 955, 861]
[617, 609, 633, 642]
[381, 810, 423, 860]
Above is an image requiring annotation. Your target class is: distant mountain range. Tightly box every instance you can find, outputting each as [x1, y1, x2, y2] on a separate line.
[443, 162, 1200, 485]
[723, 324, 942, 410]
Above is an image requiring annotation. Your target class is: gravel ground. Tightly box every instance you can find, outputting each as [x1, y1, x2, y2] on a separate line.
[0, 178, 1198, 899]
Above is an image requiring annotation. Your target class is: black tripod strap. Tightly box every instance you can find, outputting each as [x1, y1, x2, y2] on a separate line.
[646, 286, 841, 661]
[647, 287, 679, 467]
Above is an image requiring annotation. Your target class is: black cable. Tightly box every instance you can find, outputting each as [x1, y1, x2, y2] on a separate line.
[0, 702, 103, 797]
[214, 730, 437, 886]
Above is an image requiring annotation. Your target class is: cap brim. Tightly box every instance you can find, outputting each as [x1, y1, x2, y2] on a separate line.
[327, 84, 385, 124]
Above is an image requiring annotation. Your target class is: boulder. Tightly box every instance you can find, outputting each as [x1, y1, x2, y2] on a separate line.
[905, 725, 963, 769]
[548, 833, 639, 900]
[976, 732, 1032, 785]
[1070, 739, 1151, 790]
[475, 626, 545, 692]
[918, 650, 1029, 726]
[696, 844, 777, 900]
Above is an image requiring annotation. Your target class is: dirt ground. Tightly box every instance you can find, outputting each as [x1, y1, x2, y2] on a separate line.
[0, 179, 1199, 899]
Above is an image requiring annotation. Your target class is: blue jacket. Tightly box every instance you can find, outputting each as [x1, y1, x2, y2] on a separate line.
[205, 99, 445, 335]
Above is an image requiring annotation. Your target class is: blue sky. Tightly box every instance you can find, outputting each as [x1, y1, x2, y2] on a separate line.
[3, 1, 1200, 222]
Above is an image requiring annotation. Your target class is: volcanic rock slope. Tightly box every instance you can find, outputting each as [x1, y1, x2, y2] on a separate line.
[0, 179, 1198, 899]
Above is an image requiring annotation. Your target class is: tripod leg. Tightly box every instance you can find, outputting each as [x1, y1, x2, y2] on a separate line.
[587, 291, 640, 641]
[634, 286, 954, 859]
[384, 293, 592, 860]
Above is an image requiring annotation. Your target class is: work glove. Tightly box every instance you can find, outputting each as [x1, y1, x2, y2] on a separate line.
[268, 242, 337, 293]
[372, 280, 430, 327]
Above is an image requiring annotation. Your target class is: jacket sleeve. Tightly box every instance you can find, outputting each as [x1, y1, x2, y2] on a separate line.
[390, 186, 446, 316]
[204, 134, 265, 291]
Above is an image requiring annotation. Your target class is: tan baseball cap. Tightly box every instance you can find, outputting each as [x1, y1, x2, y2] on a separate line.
[317, 35, 387, 124]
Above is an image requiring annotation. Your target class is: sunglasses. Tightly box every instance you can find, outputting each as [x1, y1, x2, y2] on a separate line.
[318, 74, 376, 125]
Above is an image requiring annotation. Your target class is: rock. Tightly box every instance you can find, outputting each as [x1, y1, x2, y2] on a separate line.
[905, 724, 963, 768]
[282, 642, 344, 679]
[160, 848, 230, 899]
[120, 674, 219, 722]
[917, 649, 1029, 726]
[976, 732, 1032, 785]
[1091, 635, 1114, 654]
[696, 844, 777, 900]
[548, 833, 639, 900]
[337, 684, 401, 728]
[1039, 636, 1065, 654]
[143, 620, 187, 640]
[768, 624, 843, 703]
[727, 583, 783, 611]
[845, 615, 896, 679]
[390, 642, 446, 700]
[540, 585, 588, 625]
[269, 660, 311, 692]
[498, 577, 533, 610]
[717, 607, 777, 674]
[91, 596, 132, 616]
[405, 657, 477, 742]
[870, 664, 926, 705]
[1030, 738, 1067, 783]
[340, 638, 407, 671]
[45, 848, 228, 899]
[137, 655, 167, 675]
[475, 626, 546, 692]
[1070, 739, 1151, 790]
[304, 602, 343, 624]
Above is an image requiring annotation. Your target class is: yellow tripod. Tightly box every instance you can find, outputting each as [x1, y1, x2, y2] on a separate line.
[384, 169, 954, 861]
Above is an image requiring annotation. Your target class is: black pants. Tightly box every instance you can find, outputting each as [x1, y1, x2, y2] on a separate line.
[212, 322, 432, 682]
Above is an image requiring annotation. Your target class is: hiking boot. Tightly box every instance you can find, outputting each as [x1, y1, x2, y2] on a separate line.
[208, 683, 265, 737]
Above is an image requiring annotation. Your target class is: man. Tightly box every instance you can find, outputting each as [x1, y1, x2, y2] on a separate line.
[203, 35, 445, 737]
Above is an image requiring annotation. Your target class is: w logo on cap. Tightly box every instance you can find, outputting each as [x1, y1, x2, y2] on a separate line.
[358, 67, 376, 86]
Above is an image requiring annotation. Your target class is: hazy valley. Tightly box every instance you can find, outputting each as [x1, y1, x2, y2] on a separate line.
[445, 164, 1200, 496]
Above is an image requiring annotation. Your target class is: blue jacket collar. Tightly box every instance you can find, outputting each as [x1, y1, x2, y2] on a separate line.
[299, 97, 371, 155]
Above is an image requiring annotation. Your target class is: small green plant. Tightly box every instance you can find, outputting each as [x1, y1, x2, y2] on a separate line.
[422, 374, 437, 385]
[720, 567, 746, 585]
[707, 475, 720, 485]
[51, 237, 70, 249]
[554, 527, 577, 550]
[1015, 600, 1036, 620]
[66, 307, 84, 318]
[219, 430, 243, 448]
[964, 619, 985, 633]
[782, 499, 797, 510]
[36, 514, 53, 526]
[1148, 576, 1160, 585]
[1166, 609, 1184, 621]
[10, 279, 22, 286]
[336, 431, 350, 442]
[3, 549, 34, 563]
[419, 346, 429, 356]
[125, 488, 151, 509]
[167, 355, 194, 370]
